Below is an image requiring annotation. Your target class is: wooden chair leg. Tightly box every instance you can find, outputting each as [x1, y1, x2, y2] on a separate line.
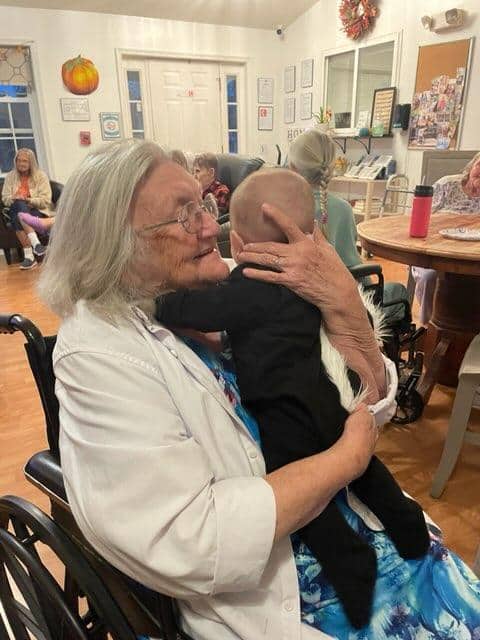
[430, 376, 477, 498]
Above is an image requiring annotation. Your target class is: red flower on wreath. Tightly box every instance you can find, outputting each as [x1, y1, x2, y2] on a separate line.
[339, 0, 378, 40]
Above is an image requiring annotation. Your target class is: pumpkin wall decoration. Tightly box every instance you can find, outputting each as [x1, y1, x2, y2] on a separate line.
[61, 55, 99, 95]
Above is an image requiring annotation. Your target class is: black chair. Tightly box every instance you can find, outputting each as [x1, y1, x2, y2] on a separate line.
[0, 313, 194, 640]
[0, 179, 63, 265]
[0, 495, 136, 640]
[349, 264, 426, 425]
[215, 154, 265, 258]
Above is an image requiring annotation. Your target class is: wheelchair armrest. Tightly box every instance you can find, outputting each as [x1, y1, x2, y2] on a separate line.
[349, 263, 382, 280]
[0, 313, 46, 351]
[24, 450, 68, 507]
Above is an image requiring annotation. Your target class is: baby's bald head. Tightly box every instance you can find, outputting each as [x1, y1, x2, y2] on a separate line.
[229, 168, 314, 244]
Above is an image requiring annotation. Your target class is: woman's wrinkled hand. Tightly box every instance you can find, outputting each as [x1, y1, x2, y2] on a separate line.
[236, 203, 358, 312]
[339, 404, 378, 479]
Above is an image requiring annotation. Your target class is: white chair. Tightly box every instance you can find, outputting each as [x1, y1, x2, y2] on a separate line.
[430, 334, 480, 498]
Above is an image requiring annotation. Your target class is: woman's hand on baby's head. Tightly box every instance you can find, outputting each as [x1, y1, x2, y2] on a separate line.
[237, 203, 357, 307]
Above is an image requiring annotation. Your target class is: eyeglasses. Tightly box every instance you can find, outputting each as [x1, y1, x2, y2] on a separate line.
[136, 193, 219, 235]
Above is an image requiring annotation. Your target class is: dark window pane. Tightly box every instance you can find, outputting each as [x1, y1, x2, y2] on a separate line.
[227, 76, 237, 102]
[130, 102, 144, 131]
[16, 138, 36, 156]
[11, 102, 32, 129]
[127, 71, 142, 101]
[228, 131, 238, 154]
[132, 131, 145, 139]
[0, 104, 10, 129]
[0, 84, 27, 98]
[228, 105, 237, 130]
[0, 138, 16, 173]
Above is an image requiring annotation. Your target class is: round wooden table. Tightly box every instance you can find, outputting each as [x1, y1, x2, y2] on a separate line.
[357, 213, 480, 399]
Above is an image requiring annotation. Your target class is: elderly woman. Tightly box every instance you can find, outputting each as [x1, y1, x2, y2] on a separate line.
[39, 140, 480, 640]
[1, 147, 53, 269]
[288, 129, 407, 321]
[412, 152, 480, 325]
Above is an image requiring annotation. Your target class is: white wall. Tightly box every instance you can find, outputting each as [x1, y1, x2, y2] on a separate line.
[276, 0, 480, 187]
[0, 5, 282, 182]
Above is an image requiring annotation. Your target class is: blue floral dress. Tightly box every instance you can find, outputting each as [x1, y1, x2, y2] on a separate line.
[184, 338, 480, 639]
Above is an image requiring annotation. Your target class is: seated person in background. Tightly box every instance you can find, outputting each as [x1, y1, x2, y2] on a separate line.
[40, 140, 480, 640]
[412, 152, 480, 325]
[170, 148, 189, 171]
[1, 148, 54, 270]
[156, 168, 430, 629]
[193, 152, 230, 214]
[288, 129, 408, 323]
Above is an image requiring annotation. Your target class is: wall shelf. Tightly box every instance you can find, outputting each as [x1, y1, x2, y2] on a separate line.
[332, 134, 393, 155]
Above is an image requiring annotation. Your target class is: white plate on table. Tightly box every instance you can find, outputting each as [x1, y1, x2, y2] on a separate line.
[439, 227, 480, 241]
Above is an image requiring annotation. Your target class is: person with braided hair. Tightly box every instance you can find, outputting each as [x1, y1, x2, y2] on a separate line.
[289, 129, 407, 322]
[288, 130, 361, 270]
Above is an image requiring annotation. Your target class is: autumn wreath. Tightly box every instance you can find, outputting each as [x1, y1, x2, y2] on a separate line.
[339, 0, 378, 40]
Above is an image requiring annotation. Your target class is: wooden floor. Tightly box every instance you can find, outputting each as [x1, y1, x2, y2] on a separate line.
[0, 253, 479, 570]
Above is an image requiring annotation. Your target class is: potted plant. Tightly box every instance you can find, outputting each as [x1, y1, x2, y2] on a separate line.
[313, 106, 333, 132]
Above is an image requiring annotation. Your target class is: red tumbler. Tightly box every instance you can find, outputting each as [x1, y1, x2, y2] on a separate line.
[409, 185, 434, 238]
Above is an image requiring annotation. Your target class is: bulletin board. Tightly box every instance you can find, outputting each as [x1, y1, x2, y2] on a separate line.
[408, 38, 473, 150]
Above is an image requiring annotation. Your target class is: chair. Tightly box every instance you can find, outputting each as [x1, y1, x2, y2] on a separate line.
[0, 495, 136, 639]
[0, 179, 63, 265]
[349, 263, 426, 425]
[215, 154, 265, 258]
[430, 333, 480, 498]
[0, 177, 24, 265]
[0, 313, 194, 640]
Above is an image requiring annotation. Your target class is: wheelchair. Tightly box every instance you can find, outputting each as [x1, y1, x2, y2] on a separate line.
[0, 313, 193, 640]
[349, 264, 426, 425]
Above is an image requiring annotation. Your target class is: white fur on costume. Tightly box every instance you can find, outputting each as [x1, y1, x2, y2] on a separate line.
[320, 286, 397, 426]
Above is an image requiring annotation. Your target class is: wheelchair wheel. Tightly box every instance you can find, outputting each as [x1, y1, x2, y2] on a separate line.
[392, 389, 424, 425]
[0, 495, 136, 640]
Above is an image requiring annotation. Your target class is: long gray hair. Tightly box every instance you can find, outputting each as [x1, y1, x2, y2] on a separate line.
[288, 129, 336, 229]
[15, 147, 39, 177]
[38, 139, 167, 318]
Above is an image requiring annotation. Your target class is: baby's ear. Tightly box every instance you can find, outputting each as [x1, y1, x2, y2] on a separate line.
[230, 230, 244, 262]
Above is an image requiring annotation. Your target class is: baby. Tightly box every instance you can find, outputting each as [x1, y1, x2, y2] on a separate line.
[155, 168, 429, 629]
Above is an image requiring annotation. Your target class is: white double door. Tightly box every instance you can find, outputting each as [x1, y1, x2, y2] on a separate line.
[122, 56, 244, 154]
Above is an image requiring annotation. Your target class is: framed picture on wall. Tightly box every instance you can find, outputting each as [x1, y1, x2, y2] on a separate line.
[99, 112, 122, 140]
[258, 106, 273, 130]
[257, 77, 274, 104]
[284, 96, 295, 124]
[284, 66, 296, 93]
[370, 87, 396, 134]
[301, 58, 314, 88]
[300, 93, 312, 120]
[60, 97, 90, 121]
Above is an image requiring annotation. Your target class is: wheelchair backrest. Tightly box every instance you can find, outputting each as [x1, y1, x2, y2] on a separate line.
[24, 335, 60, 458]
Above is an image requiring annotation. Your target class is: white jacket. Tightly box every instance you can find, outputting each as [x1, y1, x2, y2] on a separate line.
[54, 301, 397, 640]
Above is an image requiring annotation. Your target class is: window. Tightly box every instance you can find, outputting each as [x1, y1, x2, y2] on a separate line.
[226, 75, 238, 153]
[0, 88, 37, 174]
[324, 37, 397, 131]
[0, 46, 39, 175]
[126, 70, 145, 139]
